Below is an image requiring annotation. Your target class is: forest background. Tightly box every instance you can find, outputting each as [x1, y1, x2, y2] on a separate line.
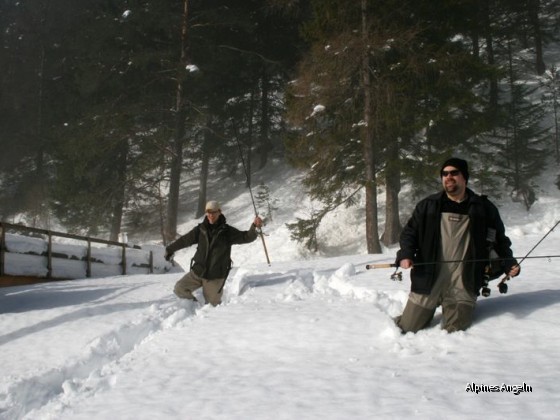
[1, 0, 560, 254]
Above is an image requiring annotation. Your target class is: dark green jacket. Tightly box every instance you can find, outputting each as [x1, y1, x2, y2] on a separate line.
[166, 214, 258, 280]
[395, 189, 517, 295]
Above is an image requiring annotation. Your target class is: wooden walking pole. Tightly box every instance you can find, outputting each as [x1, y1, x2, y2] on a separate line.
[234, 137, 271, 266]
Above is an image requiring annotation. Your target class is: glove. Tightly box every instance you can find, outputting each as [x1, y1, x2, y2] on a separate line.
[164, 249, 174, 262]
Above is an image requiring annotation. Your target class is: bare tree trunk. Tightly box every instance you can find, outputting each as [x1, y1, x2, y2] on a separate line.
[196, 126, 211, 218]
[258, 68, 270, 170]
[231, 101, 254, 188]
[247, 89, 256, 187]
[382, 138, 401, 246]
[109, 139, 128, 241]
[361, 0, 382, 254]
[470, 0, 481, 59]
[528, 0, 545, 75]
[554, 80, 560, 164]
[164, 0, 190, 243]
[507, 42, 521, 191]
[483, 1, 498, 116]
[165, 132, 185, 242]
[196, 153, 209, 218]
[30, 17, 49, 227]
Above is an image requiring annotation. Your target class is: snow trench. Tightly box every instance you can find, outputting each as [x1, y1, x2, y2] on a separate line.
[0, 263, 404, 420]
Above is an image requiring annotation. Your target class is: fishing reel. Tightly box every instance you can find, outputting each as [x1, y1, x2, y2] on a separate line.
[481, 275, 491, 297]
[481, 274, 510, 297]
[498, 277, 510, 294]
[364, 262, 403, 281]
[390, 268, 403, 281]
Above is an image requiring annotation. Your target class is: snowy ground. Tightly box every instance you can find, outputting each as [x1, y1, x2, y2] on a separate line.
[1, 162, 560, 419]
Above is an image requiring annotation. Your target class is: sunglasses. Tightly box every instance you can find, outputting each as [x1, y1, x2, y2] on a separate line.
[441, 169, 461, 177]
[206, 210, 220, 215]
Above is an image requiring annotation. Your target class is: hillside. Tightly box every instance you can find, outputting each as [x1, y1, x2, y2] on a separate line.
[2, 153, 560, 419]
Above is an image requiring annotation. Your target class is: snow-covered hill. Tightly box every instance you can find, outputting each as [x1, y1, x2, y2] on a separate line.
[1, 157, 560, 419]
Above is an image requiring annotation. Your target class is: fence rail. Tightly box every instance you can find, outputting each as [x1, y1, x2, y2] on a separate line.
[0, 222, 154, 280]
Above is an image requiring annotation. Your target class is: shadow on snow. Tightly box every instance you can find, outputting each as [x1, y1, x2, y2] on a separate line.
[474, 288, 560, 323]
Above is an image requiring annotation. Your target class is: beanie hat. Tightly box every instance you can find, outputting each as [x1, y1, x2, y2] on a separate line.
[205, 200, 221, 212]
[441, 157, 469, 182]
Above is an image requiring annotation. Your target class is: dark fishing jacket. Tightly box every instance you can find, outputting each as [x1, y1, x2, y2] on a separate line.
[166, 214, 258, 280]
[395, 189, 518, 295]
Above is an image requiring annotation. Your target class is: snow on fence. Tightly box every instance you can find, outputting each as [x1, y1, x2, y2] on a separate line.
[0, 222, 174, 284]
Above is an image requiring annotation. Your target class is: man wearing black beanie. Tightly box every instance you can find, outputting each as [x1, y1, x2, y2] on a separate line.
[440, 157, 469, 183]
[394, 157, 520, 333]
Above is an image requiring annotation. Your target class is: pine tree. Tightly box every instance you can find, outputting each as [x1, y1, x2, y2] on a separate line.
[285, 0, 494, 251]
[540, 66, 560, 164]
[50, 1, 181, 239]
[0, 0, 85, 224]
[255, 184, 277, 222]
[489, 42, 550, 210]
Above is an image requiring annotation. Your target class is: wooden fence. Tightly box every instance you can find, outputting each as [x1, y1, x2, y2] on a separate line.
[0, 222, 154, 285]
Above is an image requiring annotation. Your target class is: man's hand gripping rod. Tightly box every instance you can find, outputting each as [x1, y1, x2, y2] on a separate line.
[496, 219, 560, 293]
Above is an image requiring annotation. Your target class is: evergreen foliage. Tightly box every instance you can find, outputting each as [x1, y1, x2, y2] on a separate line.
[285, 0, 498, 249]
[490, 73, 550, 209]
[286, 213, 322, 252]
[255, 184, 278, 222]
[540, 65, 560, 164]
[0, 0, 558, 248]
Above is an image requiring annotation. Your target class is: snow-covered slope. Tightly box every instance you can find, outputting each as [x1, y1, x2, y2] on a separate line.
[1, 158, 560, 419]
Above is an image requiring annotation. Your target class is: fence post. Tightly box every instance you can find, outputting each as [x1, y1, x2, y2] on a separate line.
[47, 232, 53, 279]
[0, 223, 161, 282]
[0, 225, 5, 276]
[86, 239, 92, 278]
[121, 245, 127, 275]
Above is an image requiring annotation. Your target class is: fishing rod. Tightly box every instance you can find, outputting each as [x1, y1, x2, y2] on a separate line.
[366, 219, 560, 294]
[365, 254, 560, 270]
[496, 219, 560, 294]
[233, 136, 271, 266]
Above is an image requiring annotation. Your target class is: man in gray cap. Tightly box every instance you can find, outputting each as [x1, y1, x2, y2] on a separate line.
[394, 157, 520, 333]
[165, 200, 263, 306]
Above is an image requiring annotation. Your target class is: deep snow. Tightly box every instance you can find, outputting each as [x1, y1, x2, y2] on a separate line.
[1, 160, 560, 420]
